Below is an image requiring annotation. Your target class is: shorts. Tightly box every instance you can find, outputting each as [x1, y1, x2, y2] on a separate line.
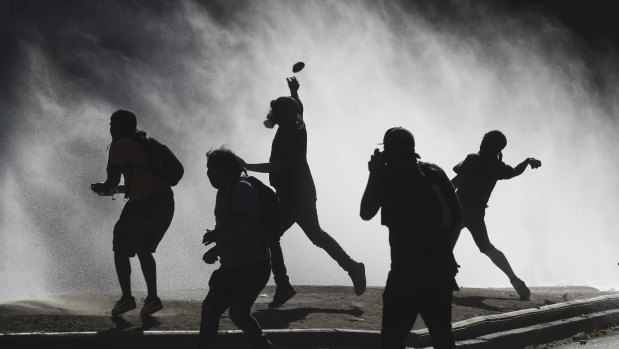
[463, 207, 494, 253]
[113, 189, 174, 257]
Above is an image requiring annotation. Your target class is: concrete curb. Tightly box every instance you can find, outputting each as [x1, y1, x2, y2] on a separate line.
[2, 295, 619, 348]
[410, 293, 619, 348]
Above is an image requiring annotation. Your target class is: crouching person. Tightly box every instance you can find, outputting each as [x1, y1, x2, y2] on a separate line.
[198, 147, 273, 349]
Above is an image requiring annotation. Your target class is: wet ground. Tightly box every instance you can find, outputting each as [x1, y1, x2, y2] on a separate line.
[1, 285, 615, 334]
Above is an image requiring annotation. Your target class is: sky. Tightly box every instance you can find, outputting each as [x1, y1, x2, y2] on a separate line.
[1, 0, 618, 301]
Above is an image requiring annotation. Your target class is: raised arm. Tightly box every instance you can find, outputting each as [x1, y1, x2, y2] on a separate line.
[287, 77, 303, 115]
[360, 149, 384, 220]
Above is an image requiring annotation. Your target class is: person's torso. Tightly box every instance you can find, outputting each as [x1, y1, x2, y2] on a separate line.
[269, 125, 315, 192]
[108, 137, 170, 200]
[214, 179, 269, 267]
[454, 153, 509, 208]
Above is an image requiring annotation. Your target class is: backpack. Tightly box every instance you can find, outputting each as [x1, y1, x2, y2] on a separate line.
[230, 176, 282, 240]
[134, 133, 184, 186]
[417, 162, 463, 235]
[381, 161, 463, 237]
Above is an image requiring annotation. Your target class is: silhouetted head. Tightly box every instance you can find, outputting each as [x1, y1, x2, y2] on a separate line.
[480, 130, 507, 157]
[383, 127, 420, 160]
[206, 147, 243, 189]
[110, 109, 137, 141]
[264, 96, 300, 129]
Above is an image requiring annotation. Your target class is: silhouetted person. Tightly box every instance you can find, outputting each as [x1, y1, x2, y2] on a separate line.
[242, 77, 366, 308]
[198, 147, 273, 349]
[452, 130, 542, 300]
[90, 109, 174, 316]
[361, 127, 460, 349]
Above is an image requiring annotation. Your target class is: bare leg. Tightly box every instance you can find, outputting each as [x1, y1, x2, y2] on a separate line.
[114, 252, 132, 297]
[137, 250, 157, 299]
[483, 246, 518, 280]
[484, 246, 530, 300]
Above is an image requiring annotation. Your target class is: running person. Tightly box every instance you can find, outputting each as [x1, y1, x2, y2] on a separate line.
[242, 77, 366, 308]
[91, 109, 175, 316]
[452, 130, 541, 300]
[199, 147, 273, 349]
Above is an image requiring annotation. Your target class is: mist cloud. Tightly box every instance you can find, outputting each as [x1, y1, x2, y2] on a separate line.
[1, 0, 618, 301]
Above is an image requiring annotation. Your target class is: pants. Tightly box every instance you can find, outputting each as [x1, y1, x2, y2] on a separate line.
[381, 271, 455, 349]
[198, 260, 271, 349]
[270, 190, 355, 286]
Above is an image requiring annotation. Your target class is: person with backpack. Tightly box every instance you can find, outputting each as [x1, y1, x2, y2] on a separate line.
[360, 127, 461, 349]
[90, 109, 180, 316]
[451, 130, 541, 300]
[199, 147, 273, 349]
[241, 76, 366, 308]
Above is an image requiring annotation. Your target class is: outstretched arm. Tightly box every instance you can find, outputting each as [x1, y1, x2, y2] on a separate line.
[239, 156, 283, 174]
[513, 157, 542, 176]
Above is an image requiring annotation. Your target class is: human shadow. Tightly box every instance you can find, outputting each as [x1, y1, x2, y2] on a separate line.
[98, 314, 161, 334]
[133, 314, 162, 332]
[253, 307, 364, 329]
[452, 296, 516, 312]
[99, 316, 133, 334]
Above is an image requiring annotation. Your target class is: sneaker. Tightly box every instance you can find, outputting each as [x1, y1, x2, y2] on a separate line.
[348, 262, 366, 296]
[140, 296, 163, 316]
[511, 278, 531, 300]
[268, 284, 297, 309]
[111, 296, 136, 316]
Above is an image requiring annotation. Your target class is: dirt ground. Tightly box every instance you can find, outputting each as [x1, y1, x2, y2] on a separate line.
[0, 286, 615, 334]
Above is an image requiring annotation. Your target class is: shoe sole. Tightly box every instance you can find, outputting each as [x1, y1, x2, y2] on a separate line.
[111, 304, 136, 316]
[140, 303, 163, 316]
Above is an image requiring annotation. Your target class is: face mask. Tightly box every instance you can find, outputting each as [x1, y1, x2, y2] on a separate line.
[264, 106, 276, 129]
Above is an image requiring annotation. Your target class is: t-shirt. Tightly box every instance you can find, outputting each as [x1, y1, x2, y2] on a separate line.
[107, 137, 169, 200]
[268, 107, 316, 197]
[214, 178, 269, 268]
[453, 153, 517, 209]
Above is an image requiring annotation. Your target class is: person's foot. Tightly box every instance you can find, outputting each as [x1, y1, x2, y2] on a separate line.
[511, 278, 531, 300]
[348, 262, 366, 296]
[268, 284, 297, 309]
[140, 296, 163, 316]
[111, 295, 136, 316]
